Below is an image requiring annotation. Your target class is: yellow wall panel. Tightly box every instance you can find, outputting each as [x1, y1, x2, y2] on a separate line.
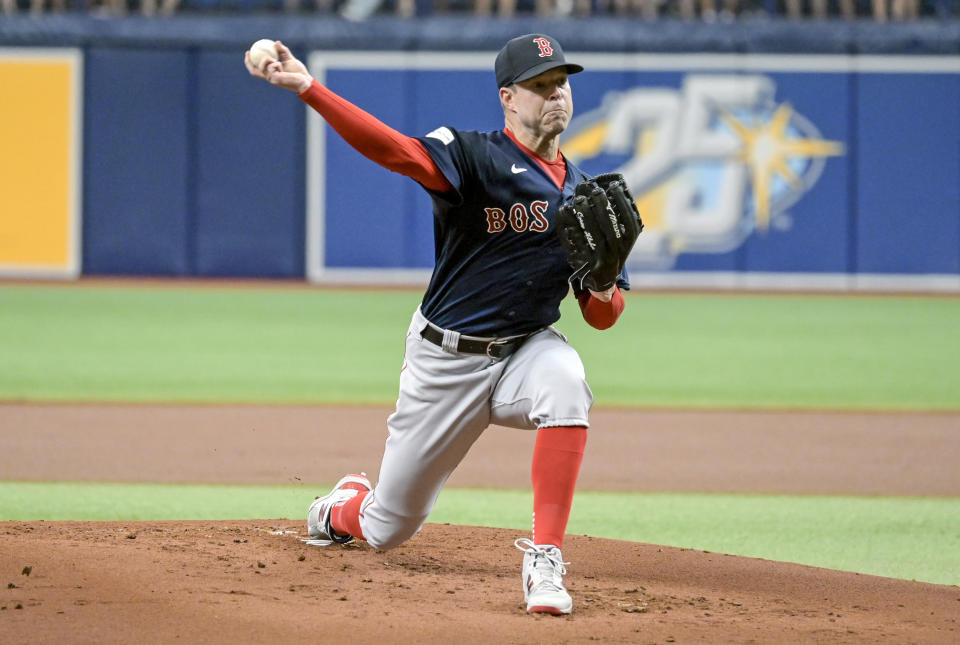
[0, 50, 81, 277]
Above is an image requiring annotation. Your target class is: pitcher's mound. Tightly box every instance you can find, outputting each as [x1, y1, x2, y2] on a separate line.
[1, 521, 957, 644]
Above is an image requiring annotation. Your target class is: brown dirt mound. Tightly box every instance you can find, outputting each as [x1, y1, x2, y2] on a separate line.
[2, 521, 957, 644]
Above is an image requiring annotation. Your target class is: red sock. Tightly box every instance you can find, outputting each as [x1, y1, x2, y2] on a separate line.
[330, 490, 369, 541]
[531, 425, 587, 549]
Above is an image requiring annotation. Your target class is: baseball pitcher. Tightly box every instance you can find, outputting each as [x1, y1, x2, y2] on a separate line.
[245, 33, 642, 615]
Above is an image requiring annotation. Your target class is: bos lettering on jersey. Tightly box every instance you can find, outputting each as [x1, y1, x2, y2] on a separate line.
[484, 201, 549, 234]
[415, 126, 600, 336]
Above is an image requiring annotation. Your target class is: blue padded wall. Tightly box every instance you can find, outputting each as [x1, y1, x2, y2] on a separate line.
[855, 73, 960, 274]
[4, 16, 953, 280]
[193, 49, 306, 277]
[82, 48, 191, 275]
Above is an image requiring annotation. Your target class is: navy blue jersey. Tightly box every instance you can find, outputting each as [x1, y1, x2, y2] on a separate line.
[416, 126, 628, 337]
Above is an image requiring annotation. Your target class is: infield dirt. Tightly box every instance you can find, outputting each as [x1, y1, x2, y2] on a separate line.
[2, 404, 959, 643]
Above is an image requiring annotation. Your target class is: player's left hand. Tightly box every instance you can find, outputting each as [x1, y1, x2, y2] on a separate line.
[588, 286, 616, 302]
[244, 40, 314, 94]
[556, 173, 643, 292]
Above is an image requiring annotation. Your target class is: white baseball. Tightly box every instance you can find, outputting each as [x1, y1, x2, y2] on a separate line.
[249, 39, 279, 67]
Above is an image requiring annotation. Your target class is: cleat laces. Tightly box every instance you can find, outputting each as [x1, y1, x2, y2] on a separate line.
[515, 538, 569, 591]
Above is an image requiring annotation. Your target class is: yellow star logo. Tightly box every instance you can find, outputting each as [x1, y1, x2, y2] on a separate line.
[720, 103, 844, 230]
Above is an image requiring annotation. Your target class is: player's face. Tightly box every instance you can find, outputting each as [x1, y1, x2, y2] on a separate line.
[510, 69, 573, 137]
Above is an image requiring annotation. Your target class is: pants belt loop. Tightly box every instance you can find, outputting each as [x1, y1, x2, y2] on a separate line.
[441, 328, 461, 354]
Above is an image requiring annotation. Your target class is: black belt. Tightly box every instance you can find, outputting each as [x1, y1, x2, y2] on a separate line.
[420, 324, 532, 360]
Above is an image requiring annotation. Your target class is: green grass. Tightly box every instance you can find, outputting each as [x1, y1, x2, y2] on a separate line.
[0, 286, 420, 404]
[565, 292, 960, 410]
[2, 284, 958, 588]
[1, 284, 958, 410]
[2, 481, 957, 587]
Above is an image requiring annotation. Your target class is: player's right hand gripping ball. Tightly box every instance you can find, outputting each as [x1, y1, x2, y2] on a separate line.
[248, 39, 279, 67]
[556, 173, 644, 292]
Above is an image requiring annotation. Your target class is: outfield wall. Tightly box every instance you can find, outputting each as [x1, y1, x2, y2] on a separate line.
[0, 16, 958, 289]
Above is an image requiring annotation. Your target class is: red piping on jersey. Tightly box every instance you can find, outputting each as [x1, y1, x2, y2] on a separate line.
[503, 128, 567, 191]
[299, 80, 452, 193]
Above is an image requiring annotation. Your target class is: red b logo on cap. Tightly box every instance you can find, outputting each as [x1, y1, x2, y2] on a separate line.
[532, 37, 553, 58]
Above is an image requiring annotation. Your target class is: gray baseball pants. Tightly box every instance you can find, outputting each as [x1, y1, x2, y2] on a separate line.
[357, 307, 593, 550]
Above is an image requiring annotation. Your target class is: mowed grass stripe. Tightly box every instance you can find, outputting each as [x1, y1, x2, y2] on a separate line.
[1, 285, 958, 409]
[2, 481, 958, 586]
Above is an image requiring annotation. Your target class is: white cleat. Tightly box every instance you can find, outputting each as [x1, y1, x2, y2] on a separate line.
[515, 538, 573, 615]
[305, 473, 371, 546]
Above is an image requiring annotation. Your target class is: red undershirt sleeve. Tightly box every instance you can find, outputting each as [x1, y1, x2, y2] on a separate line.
[299, 80, 624, 328]
[577, 287, 625, 330]
[299, 79, 452, 194]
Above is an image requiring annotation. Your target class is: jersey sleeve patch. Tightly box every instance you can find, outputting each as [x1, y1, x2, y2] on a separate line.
[425, 126, 455, 146]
